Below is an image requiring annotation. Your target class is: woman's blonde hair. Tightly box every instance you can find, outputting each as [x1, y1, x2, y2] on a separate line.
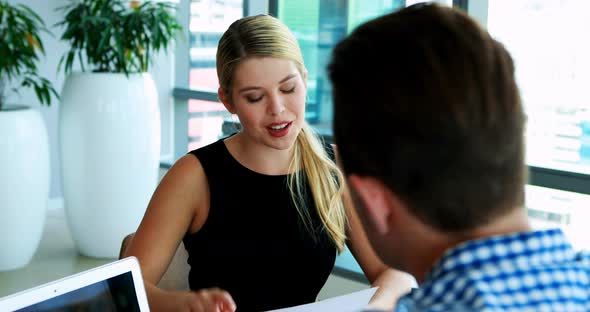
[217, 15, 347, 252]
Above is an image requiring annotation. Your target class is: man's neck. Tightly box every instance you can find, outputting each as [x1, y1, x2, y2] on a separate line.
[409, 207, 532, 283]
[467, 206, 532, 240]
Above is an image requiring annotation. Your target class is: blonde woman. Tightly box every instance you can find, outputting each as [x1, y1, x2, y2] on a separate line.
[124, 14, 413, 312]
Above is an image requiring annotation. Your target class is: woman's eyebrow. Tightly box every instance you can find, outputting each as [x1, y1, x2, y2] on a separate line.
[279, 73, 297, 83]
[238, 86, 261, 93]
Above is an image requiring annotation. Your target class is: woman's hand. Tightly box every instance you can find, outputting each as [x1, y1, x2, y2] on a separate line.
[177, 288, 236, 312]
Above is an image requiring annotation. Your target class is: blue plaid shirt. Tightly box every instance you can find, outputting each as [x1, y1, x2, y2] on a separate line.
[392, 229, 590, 311]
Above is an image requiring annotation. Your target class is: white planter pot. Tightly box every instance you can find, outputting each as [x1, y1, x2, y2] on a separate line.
[0, 106, 49, 271]
[60, 73, 161, 258]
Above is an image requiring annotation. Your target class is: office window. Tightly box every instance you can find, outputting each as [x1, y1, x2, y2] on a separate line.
[188, 99, 230, 151]
[172, 0, 590, 281]
[487, 0, 590, 175]
[188, 0, 243, 151]
[526, 185, 590, 251]
[281, 0, 453, 277]
[276, 0, 451, 130]
[276, 0, 403, 127]
[190, 0, 242, 90]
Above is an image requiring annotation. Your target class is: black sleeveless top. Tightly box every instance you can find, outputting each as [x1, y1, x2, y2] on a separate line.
[183, 138, 337, 311]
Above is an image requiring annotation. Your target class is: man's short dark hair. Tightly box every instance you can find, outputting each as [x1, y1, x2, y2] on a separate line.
[329, 3, 526, 232]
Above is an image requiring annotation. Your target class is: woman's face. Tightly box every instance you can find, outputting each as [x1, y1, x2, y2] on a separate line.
[224, 57, 307, 151]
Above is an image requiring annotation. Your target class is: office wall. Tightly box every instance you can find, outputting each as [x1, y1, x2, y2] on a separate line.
[6, 0, 175, 202]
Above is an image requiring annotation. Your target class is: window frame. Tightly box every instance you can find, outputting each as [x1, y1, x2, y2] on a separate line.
[170, 0, 590, 282]
[459, 0, 590, 195]
[168, 0, 267, 163]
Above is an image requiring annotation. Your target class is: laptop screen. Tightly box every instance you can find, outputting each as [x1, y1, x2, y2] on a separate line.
[16, 271, 140, 312]
[0, 257, 149, 312]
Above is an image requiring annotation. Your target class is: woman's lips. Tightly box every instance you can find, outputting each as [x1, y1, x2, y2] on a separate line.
[267, 121, 292, 137]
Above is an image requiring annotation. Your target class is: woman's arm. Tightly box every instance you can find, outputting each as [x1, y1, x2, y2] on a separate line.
[332, 145, 415, 310]
[122, 155, 235, 312]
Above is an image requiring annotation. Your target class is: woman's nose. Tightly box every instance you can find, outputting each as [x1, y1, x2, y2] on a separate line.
[268, 94, 286, 115]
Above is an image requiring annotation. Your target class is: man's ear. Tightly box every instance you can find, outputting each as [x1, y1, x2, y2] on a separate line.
[218, 87, 236, 114]
[347, 174, 395, 235]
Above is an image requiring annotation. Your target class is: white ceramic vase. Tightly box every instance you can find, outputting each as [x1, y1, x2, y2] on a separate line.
[0, 106, 49, 271]
[59, 73, 161, 258]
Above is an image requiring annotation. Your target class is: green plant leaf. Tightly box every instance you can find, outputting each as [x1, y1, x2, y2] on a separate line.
[0, 1, 57, 107]
[56, 0, 181, 75]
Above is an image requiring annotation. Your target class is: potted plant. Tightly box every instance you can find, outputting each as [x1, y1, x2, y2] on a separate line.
[0, 1, 58, 270]
[56, 0, 181, 258]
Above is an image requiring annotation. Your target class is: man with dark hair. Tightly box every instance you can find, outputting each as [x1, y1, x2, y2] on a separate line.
[329, 3, 590, 311]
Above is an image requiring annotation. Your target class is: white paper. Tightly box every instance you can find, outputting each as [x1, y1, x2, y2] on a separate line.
[267, 287, 378, 312]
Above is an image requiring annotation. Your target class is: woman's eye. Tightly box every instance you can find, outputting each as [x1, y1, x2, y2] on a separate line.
[281, 86, 296, 94]
[246, 95, 263, 103]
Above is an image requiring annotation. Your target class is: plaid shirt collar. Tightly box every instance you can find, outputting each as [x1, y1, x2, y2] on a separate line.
[426, 228, 576, 283]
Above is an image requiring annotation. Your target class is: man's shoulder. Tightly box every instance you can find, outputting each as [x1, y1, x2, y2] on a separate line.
[357, 300, 477, 312]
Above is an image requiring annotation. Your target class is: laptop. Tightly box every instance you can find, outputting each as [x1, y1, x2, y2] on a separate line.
[0, 257, 149, 311]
